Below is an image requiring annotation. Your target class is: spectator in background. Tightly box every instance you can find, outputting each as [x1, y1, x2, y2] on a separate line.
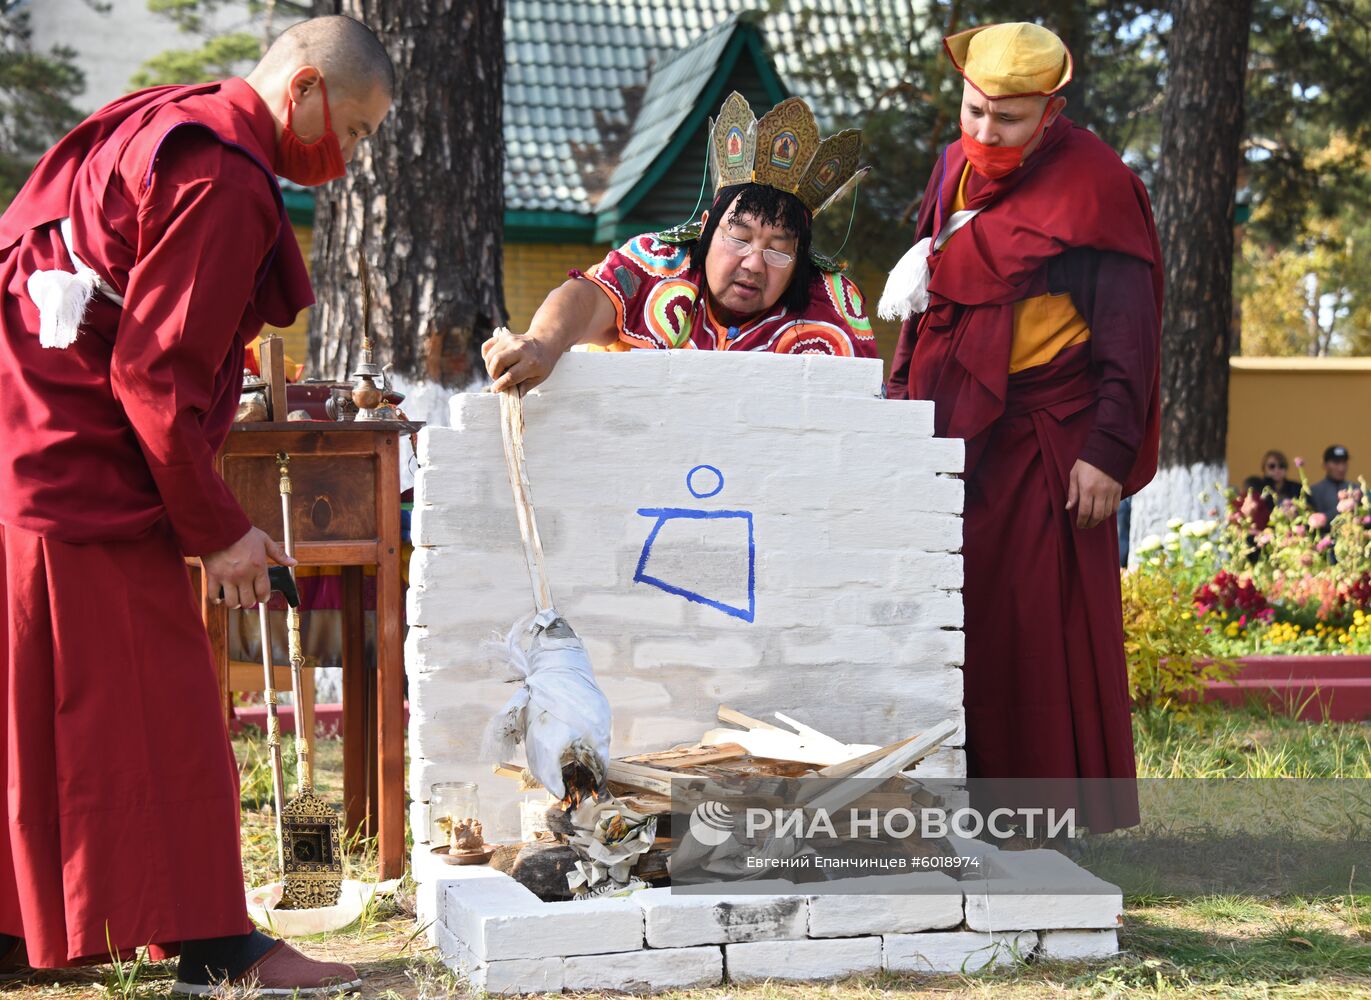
[1310, 444, 1352, 523]
[1259, 449, 1301, 506]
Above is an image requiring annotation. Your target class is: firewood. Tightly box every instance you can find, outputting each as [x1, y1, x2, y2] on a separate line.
[717, 706, 781, 730]
[621, 743, 748, 768]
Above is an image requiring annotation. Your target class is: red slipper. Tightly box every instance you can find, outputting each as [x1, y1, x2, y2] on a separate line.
[172, 940, 360, 996]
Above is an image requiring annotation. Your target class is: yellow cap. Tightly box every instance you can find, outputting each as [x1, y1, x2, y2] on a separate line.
[944, 22, 1073, 99]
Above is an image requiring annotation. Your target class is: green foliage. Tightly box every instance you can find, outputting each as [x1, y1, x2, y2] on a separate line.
[0, 5, 88, 205]
[1121, 556, 1234, 713]
[130, 31, 262, 88]
[130, 0, 310, 89]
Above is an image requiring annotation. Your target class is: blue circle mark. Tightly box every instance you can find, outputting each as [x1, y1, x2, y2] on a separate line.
[686, 465, 724, 499]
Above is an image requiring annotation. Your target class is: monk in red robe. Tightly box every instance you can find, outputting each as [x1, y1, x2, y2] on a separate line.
[883, 23, 1161, 834]
[0, 16, 392, 992]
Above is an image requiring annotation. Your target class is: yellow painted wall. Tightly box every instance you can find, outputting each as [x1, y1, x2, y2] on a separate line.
[1227, 357, 1371, 486]
[505, 241, 611, 332]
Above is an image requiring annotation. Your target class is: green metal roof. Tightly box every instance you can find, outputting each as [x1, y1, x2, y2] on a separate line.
[504, 1, 919, 223]
[595, 15, 784, 219]
[289, 2, 919, 238]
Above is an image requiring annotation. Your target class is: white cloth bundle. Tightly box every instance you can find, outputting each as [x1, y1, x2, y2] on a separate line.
[482, 610, 612, 800]
[25, 218, 124, 349]
[876, 207, 983, 322]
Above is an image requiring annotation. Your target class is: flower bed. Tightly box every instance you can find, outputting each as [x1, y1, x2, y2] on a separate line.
[1123, 472, 1371, 712]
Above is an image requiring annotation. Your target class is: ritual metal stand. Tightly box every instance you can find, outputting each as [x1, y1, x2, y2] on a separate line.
[193, 420, 418, 880]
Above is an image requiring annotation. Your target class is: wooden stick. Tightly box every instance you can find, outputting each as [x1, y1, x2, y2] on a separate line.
[801, 719, 958, 814]
[815, 735, 918, 779]
[717, 705, 781, 731]
[620, 743, 748, 768]
[498, 383, 554, 614]
[606, 761, 679, 797]
[259, 335, 287, 422]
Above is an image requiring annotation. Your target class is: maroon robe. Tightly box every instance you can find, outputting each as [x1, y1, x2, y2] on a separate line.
[0, 79, 312, 966]
[888, 119, 1161, 832]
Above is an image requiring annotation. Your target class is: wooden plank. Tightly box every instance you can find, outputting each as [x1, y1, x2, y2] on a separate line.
[815, 735, 918, 779]
[605, 761, 677, 796]
[620, 743, 748, 769]
[717, 705, 781, 731]
[772, 712, 849, 750]
[699, 726, 876, 766]
[801, 719, 958, 814]
[259, 336, 287, 422]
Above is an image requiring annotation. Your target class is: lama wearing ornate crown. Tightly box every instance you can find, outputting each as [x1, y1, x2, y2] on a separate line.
[481, 92, 877, 392]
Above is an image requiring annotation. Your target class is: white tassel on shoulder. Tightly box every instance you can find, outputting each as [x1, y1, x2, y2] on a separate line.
[876, 206, 985, 323]
[27, 268, 101, 349]
[876, 237, 934, 321]
[24, 217, 124, 349]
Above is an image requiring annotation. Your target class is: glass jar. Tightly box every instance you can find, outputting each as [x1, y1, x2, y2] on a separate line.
[430, 781, 479, 846]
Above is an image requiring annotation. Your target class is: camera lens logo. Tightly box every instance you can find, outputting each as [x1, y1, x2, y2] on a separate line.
[688, 800, 735, 847]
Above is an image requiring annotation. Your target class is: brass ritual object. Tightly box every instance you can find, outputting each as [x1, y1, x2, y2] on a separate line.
[351, 254, 398, 421]
[276, 452, 345, 910]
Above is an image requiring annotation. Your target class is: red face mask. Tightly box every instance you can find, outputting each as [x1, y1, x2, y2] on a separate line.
[278, 78, 346, 186]
[960, 105, 1053, 180]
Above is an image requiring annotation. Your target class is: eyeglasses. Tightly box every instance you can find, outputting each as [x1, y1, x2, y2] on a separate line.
[720, 234, 795, 269]
[1266, 463, 1286, 471]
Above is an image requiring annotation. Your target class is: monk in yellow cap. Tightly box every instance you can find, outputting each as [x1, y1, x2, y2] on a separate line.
[882, 22, 1162, 834]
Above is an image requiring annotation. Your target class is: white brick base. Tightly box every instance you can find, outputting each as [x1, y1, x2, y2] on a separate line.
[564, 946, 723, 992]
[883, 930, 1038, 973]
[1039, 928, 1121, 961]
[424, 841, 1122, 993]
[725, 936, 884, 983]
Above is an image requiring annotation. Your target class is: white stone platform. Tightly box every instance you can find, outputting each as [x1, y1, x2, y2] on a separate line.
[405, 351, 1125, 991]
[412, 843, 1123, 994]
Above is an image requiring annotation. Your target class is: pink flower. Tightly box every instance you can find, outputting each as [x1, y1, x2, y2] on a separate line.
[1309, 513, 1328, 529]
[1340, 497, 1357, 513]
[1295, 456, 1305, 467]
[1301, 552, 1315, 567]
[1317, 536, 1333, 552]
[1294, 524, 1308, 536]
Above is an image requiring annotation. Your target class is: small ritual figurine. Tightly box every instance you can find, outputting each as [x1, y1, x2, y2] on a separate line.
[435, 815, 492, 864]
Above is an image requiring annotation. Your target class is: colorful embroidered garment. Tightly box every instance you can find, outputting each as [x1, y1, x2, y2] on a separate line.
[578, 233, 877, 358]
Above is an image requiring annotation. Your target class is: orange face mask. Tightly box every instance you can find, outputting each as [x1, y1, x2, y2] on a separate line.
[278, 78, 346, 187]
[959, 105, 1053, 180]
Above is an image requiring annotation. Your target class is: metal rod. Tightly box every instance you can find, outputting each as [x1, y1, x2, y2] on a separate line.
[277, 451, 312, 793]
[257, 601, 287, 874]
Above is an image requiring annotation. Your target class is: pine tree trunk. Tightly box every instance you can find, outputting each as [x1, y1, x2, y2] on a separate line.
[1153, 0, 1251, 470]
[1130, 0, 1251, 548]
[308, 0, 506, 387]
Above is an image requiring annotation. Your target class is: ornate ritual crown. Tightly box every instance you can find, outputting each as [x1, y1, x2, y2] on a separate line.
[708, 92, 863, 216]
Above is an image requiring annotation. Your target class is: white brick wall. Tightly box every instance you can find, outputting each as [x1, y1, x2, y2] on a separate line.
[408, 352, 965, 838]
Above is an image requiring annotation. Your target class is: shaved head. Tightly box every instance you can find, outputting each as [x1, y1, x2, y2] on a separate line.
[246, 14, 395, 171]
[257, 15, 394, 101]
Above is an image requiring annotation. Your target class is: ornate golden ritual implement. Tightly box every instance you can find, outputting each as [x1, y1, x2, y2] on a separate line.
[276, 451, 345, 909]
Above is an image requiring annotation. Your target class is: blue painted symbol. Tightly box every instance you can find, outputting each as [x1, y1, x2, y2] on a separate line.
[687, 464, 724, 499]
[634, 467, 756, 622]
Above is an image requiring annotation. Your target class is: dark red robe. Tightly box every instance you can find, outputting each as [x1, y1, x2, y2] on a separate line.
[888, 118, 1161, 832]
[0, 79, 312, 966]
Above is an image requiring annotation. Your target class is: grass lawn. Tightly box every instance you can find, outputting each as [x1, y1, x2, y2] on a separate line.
[5, 705, 1369, 999]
